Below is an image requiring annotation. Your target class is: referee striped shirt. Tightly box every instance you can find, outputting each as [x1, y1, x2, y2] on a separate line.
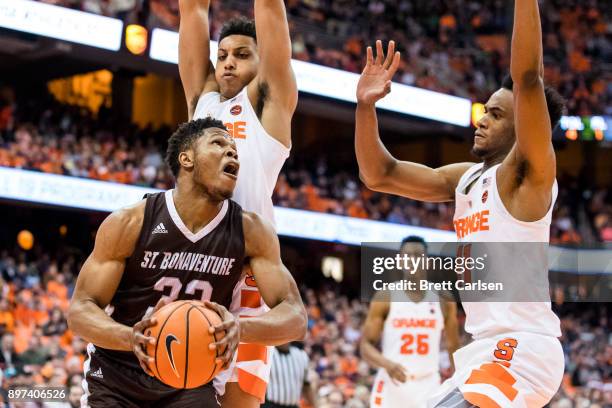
[266, 346, 309, 406]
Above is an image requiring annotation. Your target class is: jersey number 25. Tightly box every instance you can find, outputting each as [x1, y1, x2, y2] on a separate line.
[400, 333, 429, 355]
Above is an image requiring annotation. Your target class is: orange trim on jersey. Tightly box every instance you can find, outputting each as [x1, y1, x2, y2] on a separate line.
[240, 290, 262, 309]
[237, 343, 268, 364]
[478, 363, 516, 385]
[465, 363, 518, 401]
[463, 392, 502, 408]
[237, 367, 267, 402]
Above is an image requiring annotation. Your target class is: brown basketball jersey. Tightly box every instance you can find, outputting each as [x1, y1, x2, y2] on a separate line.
[96, 190, 245, 367]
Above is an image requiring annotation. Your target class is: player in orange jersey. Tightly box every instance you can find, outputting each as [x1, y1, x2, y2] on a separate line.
[355, 0, 566, 405]
[361, 236, 459, 408]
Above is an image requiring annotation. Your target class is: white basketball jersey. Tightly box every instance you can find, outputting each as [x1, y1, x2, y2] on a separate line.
[381, 290, 444, 377]
[193, 87, 289, 224]
[453, 163, 561, 339]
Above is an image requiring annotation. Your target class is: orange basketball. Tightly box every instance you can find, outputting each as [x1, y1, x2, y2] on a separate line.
[145, 300, 225, 389]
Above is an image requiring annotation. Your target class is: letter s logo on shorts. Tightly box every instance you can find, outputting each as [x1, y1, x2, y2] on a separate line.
[493, 338, 518, 362]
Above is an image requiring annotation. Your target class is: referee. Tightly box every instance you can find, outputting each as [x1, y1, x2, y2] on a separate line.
[263, 343, 315, 408]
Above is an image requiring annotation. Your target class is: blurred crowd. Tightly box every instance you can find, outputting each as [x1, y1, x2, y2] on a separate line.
[0, 244, 609, 407]
[37, 0, 612, 115]
[0, 247, 84, 407]
[0, 95, 610, 244]
[0, 96, 175, 190]
[547, 303, 611, 408]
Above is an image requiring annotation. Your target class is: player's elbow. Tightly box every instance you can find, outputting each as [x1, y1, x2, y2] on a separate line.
[358, 161, 396, 191]
[359, 171, 377, 189]
[512, 69, 543, 89]
[66, 297, 92, 337]
[359, 171, 388, 192]
[283, 295, 307, 341]
[292, 304, 308, 341]
[66, 300, 82, 334]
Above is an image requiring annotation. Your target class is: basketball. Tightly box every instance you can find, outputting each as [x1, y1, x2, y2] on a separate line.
[145, 300, 225, 389]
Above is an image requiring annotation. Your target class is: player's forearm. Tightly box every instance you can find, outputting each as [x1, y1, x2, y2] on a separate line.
[255, 0, 287, 16]
[178, 0, 210, 23]
[511, 0, 543, 86]
[67, 299, 132, 351]
[178, 0, 212, 117]
[355, 102, 398, 187]
[239, 299, 307, 345]
[359, 339, 392, 370]
[446, 331, 460, 371]
[254, 0, 292, 61]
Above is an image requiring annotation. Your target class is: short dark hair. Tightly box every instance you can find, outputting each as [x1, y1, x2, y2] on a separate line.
[400, 235, 427, 250]
[219, 17, 256, 43]
[501, 74, 566, 129]
[165, 118, 227, 177]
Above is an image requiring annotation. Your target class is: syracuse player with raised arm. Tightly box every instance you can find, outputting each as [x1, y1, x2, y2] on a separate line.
[354, 0, 566, 405]
[360, 236, 460, 408]
[178, 0, 297, 406]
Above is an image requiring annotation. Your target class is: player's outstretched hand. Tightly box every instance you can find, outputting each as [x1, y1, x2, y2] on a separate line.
[131, 296, 170, 376]
[384, 361, 408, 384]
[204, 300, 240, 369]
[356, 40, 401, 106]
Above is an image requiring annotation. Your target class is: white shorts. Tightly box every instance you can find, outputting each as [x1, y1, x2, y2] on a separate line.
[428, 332, 564, 408]
[213, 269, 272, 402]
[371, 369, 441, 408]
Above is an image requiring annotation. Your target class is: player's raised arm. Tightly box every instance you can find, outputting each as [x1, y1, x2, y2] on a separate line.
[355, 40, 473, 202]
[236, 211, 306, 345]
[250, 0, 297, 147]
[359, 294, 407, 383]
[503, 0, 555, 186]
[179, 0, 218, 119]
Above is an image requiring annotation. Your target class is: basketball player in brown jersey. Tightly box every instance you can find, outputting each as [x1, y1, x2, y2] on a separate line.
[355, 1, 566, 406]
[67, 118, 307, 407]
